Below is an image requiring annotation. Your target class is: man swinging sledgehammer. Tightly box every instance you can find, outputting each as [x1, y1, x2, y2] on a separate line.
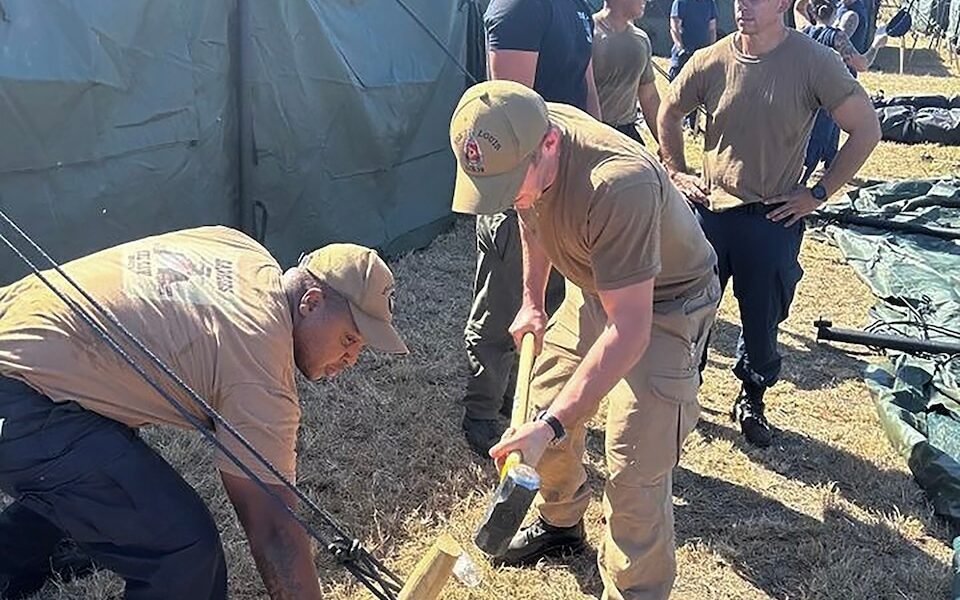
[0, 226, 407, 599]
[449, 80, 720, 600]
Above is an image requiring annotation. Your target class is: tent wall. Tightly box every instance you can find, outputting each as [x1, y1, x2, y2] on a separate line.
[0, 0, 239, 284]
[0, 0, 471, 284]
[239, 0, 468, 267]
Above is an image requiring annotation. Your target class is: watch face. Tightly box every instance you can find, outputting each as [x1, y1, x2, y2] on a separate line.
[812, 184, 827, 200]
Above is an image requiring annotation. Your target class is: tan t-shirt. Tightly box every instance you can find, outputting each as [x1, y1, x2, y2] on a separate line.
[667, 31, 864, 211]
[591, 18, 656, 127]
[0, 226, 299, 483]
[522, 104, 717, 302]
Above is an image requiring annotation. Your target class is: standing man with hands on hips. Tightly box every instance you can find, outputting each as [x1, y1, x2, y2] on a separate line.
[657, 0, 881, 447]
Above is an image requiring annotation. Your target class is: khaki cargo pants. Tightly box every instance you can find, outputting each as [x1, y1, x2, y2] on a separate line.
[530, 277, 719, 600]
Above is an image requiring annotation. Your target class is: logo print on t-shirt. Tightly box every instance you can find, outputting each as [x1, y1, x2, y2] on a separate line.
[154, 249, 211, 299]
[124, 245, 238, 305]
[463, 131, 485, 174]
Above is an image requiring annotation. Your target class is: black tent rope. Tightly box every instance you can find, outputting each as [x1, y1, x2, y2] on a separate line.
[0, 208, 402, 600]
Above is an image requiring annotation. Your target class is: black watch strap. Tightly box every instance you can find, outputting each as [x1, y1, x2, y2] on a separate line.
[535, 410, 566, 443]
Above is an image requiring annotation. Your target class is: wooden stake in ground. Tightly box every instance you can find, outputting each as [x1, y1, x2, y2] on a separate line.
[398, 533, 463, 600]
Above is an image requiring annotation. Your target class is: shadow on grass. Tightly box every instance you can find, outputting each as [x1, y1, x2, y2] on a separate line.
[527, 432, 950, 600]
[704, 318, 870, 391]
[673, 466, 950, 599]
[696, 418, 950, 542]
[553, 416, 949, 598]
[872, 46, 953, 77]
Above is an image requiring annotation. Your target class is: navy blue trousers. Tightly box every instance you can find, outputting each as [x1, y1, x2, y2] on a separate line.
[695, 203, 805, 390]
[0, 376, 227, 600]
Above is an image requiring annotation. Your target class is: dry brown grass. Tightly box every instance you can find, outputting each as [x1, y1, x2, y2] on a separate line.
[16, 37, 960, 600]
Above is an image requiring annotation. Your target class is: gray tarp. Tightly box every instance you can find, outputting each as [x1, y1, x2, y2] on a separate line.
[0, 0, 472, 283]
[816, 179, 960, 597]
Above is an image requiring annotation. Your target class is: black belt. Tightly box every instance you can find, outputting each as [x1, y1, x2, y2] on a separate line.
[726, 201, 774, 215]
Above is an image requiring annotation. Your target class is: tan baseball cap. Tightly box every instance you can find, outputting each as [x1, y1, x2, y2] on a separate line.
[299, 244, 408, 354]
[449, 81, 550, 215]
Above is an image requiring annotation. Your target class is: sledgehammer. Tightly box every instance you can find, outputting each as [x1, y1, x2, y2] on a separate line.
[474, 332, 541, 557]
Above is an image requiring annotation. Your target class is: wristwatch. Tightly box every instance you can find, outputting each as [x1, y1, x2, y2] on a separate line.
[809, 182, 828, 202]
[534, 410, 567, 444]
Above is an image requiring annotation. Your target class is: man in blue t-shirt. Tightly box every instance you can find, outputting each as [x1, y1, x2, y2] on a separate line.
[668, 0, 718, 80]
[485, 0, 601, 111]
[460, 0, 601, 457]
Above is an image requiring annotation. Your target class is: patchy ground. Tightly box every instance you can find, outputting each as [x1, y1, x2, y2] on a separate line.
[18, 36, 960, 600]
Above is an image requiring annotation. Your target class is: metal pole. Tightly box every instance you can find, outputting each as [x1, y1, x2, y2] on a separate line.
[815, 319, 960, 355]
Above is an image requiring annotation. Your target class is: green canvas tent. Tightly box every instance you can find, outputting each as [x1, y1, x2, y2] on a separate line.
[0, 0, 481, 284]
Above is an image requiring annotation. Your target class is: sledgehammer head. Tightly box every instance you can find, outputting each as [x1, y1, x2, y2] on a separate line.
[474, 460, 541, 556]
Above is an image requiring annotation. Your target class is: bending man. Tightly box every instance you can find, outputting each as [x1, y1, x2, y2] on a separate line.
[0, 226, 407, 599]
[450, 80, 719, 600]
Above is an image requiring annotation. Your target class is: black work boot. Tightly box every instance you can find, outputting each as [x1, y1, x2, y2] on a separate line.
[731, 383, 772, 448]
[497, 518, 585, 566]
[462, 415, 504, 456]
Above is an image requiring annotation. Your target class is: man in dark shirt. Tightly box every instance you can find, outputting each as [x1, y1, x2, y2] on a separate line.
[668, 0, 719, 80]
[461, 0, 601, 456]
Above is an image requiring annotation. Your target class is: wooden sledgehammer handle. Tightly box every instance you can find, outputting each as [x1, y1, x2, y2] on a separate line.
[499, 332, 536, 480]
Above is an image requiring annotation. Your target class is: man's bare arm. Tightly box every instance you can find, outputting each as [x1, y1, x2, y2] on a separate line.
[657, 95, 689, 174]
[833, 30, 883, 71]
[764, 92, 880, 225]
[820, 92, 881, 196]
[584, 59, 602, 120]
[838, 10, 859, 37]
[638, 81, 661, 142]
[509, 210, 554, 352]
[670, 16, 684, 48]
[487, 49, 538, 86]
[489, 280, 656, 468]
[222, 473, 322, 600]
[517, 210, 551, 311]
[542, 279, 655, 429]
[657, 92, 710, 203]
